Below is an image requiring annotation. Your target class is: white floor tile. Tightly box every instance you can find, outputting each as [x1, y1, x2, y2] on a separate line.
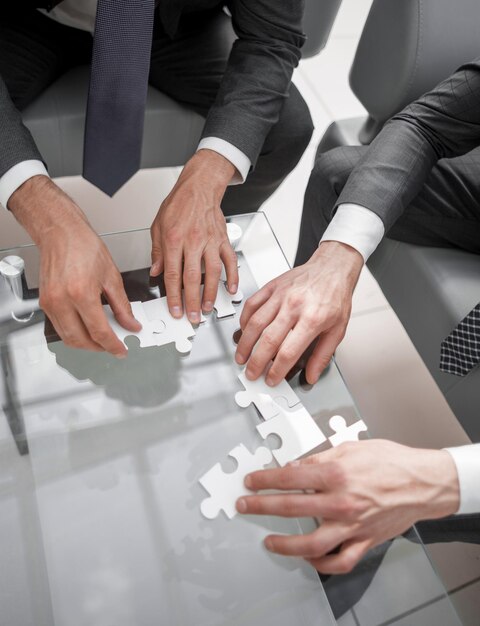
[300, 37, 367, 121]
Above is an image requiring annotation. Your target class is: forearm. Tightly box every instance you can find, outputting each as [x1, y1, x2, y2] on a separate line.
[337, 59, 480, 231]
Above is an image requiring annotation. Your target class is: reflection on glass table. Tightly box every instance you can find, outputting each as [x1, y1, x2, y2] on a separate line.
[0, 212, 462, 626]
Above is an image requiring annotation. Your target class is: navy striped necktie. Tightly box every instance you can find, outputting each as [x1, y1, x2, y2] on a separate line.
[83, 0, 156, 196]
[440, 303, 480, 376]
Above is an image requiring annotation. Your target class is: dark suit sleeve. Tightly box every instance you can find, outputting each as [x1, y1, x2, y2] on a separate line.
[335, 59, 480, 231]
[0, 74, 43, 180]
[201, 0, 305, 168]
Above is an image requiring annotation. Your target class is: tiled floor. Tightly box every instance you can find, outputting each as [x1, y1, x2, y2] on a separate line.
[1, 0, 479, 623]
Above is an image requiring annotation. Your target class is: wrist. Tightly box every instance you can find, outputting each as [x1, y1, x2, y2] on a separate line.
[310, 241, 364, 284]
[9, 176, 89, 247]
[414, 449, 461, 520]
[185, 149, 236, 193]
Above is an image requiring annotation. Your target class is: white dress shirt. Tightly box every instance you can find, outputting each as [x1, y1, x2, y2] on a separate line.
[0, 0, 250, 209]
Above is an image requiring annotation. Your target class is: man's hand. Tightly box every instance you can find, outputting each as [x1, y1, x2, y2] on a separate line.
[237, 440, 460, 574]
[9, 176, 141, 356]
[150, 150, 239, 324]
[235, 241, 363, 386]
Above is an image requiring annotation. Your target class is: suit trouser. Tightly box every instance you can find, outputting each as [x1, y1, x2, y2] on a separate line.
[0, 7, 313, 215]
[295, 145, 480, 266]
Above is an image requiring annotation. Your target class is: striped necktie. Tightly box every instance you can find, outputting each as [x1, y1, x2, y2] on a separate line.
[83, 0, 156, 196]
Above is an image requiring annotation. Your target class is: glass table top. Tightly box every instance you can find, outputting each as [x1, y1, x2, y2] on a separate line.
[0, 212, 462, 625]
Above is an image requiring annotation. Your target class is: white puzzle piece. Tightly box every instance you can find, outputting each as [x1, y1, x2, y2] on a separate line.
[104, 298, 197, 354]
[213, 282, 244, 318]
[199, 444, 273, 520]
[256, 405, 327, 466]
[235, 368, 301, 420]
[328, 415, 368, 447]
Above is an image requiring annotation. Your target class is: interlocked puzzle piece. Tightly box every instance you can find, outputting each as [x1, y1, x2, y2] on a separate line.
[212, 282, 244, 319]
[328, 415, 368, 447]
[104, 298, 197, 354]
[235, 368, 301, 420]
[256, 405, 327, 466]
[199, 444, 273, 520]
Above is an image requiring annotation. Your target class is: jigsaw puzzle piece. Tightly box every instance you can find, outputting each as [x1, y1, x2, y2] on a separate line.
[257, 405, 327, 466]
[235, 368, 301, 420]
[199, 444, 273, 520]
[141, 298, 197, 354]
[328, 415, 368, 447]
[212, 282, 243, 319]
[103, 301, 165, 349]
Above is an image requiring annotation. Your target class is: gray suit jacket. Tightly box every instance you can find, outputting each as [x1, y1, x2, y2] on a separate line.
[0, 0, 305, 179]
[335, 58, 480, 231]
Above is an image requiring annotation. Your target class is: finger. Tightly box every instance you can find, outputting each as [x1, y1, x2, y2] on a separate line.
[237, 493, 326, 518]
[266, 320, 320, 386]
[163, 240, 184, 318]
[265, 522, 352, 558]
[103, 274, 142, 333]
[183, 250, 203, 324]
[235, 299, 280, 366]
[76, 297, 128, 357]
[150, 224, 164, 277]
[202, 247, 223, 313]
[306, 538, 370, 575]
[245, 465, 328, 493]
[52, 305, 105, 352]
[220, 240, 239, 294]
[305, 325, 346, 384]
[239, 283, 275, 331]
[244, 315, 294, 381]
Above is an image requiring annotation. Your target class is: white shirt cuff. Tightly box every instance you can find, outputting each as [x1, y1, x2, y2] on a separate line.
[197, 137, 251, 185]
[0, 160, 50, 210]
[320, 203, 385, 262]
[445, 444, 480, 514]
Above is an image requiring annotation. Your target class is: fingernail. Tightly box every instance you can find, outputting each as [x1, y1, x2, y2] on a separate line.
[150, 262, 160, 276]
[288, 460, 301, 467]
[203, 301, 213, 312]
[189, 311, 200, 323]
[244, 474, 252, 489]
[116, 353, 127, 360]
[266, 376, 275, 387]
[236, 498, 247, 513]
[264, 537, 273, 551]
[172, 306, 182, 317]
[230, 284, 238, 294]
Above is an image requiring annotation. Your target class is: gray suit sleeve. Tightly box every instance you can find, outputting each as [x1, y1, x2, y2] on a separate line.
[0, 73, 44, 179]
[335, 59, 480, 231]
[201, 0, 305, 168]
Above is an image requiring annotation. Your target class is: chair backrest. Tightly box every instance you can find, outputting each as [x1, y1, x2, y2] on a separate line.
[350, 0, 480, 143]
[302, 0, 342, 58]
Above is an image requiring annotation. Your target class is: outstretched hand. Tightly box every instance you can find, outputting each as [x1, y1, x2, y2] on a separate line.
[150, 150, 239, 324]
[237, 440, 460, 574]
[235, 241, 363, 386]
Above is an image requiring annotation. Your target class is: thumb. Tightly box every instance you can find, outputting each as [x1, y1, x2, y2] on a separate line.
[150, 229, 164, 277]
[105, 277, 142, 333]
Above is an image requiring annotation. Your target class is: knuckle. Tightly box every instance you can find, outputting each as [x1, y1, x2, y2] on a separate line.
[262, 331, 279, 350]
[184, 267, 201, 282]
[90, 329, 110, 344]
[326, 460, 348, 488]
[166, 228, 182, 246]
[164, 269, 181, 284]
[286, 293, 303, 310]
[278, 346, 297, 364]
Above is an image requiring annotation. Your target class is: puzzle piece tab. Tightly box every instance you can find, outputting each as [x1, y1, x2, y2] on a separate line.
[328, 415, 368, 447]
[235, 368, 301, 420]
[257, 405, 327, 466]
[104, 298, 197, 354]
[199, 444, 273, 520]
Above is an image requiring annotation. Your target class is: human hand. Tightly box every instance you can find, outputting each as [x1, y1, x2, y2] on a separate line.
[150, 150, 239, 324]
[235, 241, 363, 386]
[9, 176, 141, 356]
[237, 440, 460, 574]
